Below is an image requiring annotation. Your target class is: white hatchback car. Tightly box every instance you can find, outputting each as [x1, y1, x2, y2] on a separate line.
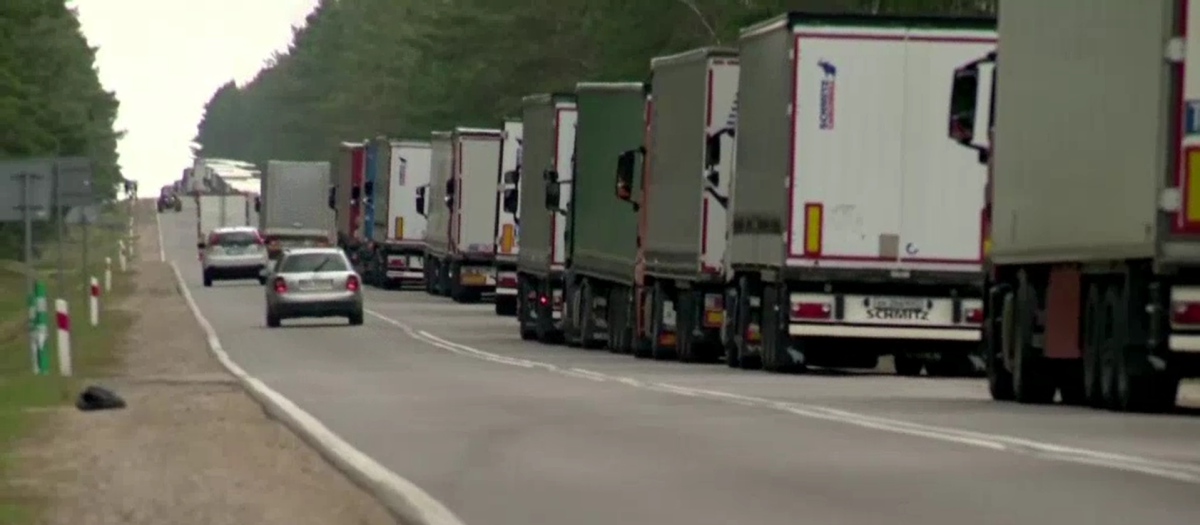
[199, 226, 269, 287]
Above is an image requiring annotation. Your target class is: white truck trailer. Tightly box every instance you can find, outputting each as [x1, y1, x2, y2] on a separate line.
[363, 139, 431, 288]
[494, 119, 524, 316]
[949, 0, 1200, 412]
[258, 160, 335, 259]
[725, 12, 995, 375]
[424, 128, 503, 302]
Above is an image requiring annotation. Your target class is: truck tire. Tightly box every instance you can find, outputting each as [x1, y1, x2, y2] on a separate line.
[650, 282, 676, 360]
[1106, 286, 1177, 413]
[722, 286, 739, 368]
[423, 261, 436, 294]
[632, 288, 653, 359]
[203, 270, 213, 287]
[606, 286, 629, 353]
[1012, 272, 1055, 404]
[518, 276, 537, 340]
[1081, 285, 1105, 406]
[676, 289, 700, 362]
[734, 277, 762, 370]
[495, 296, 517, 316]
[579, 281, 602, 349]
[562, 281, 582, 347]
[987, 291, 1016, 400]
[894, 355, 923, 376]
[761, 283, 803, 373]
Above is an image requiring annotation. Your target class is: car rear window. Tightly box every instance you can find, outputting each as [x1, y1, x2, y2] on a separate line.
[279, 253, 349, 273]
[213, 231, 259, 246]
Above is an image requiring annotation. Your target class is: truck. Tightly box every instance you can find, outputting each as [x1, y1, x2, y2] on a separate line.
[721, 12, 994, 375]
[424, 128, 503, 302]
[361, 139, 432, 288]
[515, 94, 578, 342]
[557, 82, 647, 350]
[331, 142, 366, 260]
[612, 47, 738, 363]
[195, 192, 254, 251]
[948, 0, 1200, 412]
[494, 119, 524, 316]
[258, 160, 335, 260]
[422, 131, 453, 295]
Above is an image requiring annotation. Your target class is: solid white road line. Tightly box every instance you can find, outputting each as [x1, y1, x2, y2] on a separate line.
[364, 308, 1200, 485]
[172, 265, 465, 525]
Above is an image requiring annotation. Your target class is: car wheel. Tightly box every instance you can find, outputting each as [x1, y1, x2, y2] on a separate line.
[348, 309, 364, 326]
[203, 270, 213, 287]
[257, 275, 267, 285]
[266, 309, 281, 328]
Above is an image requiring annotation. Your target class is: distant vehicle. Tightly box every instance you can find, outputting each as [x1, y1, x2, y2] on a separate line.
[199, 226, 269, 287]
[263, 247, 364, 328]
[157, 186, 181, 213]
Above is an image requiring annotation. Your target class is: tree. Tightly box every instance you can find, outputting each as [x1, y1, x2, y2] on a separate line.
[192, 0, 996, 166]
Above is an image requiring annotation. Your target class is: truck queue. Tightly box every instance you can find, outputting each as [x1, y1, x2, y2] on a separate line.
[174, 3, 1200, 415]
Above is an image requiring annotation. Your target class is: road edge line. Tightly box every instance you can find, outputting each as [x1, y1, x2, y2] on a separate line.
[169, 262, 465, 525]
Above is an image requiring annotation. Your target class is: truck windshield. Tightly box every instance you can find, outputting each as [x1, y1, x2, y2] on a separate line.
[279, 253, 349, 273]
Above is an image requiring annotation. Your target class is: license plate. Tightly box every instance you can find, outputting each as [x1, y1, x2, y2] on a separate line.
[224, 247, 244, 255]
[300, 279, 334, 290]
[460, 273, 486, 285]
[870, 297, 927, 310]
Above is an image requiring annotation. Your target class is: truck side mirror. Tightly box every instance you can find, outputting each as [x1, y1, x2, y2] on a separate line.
[327, 187, 336, 209]
[615, 150, 635, 201]
[948, 66, 979, 145]
[415, 186, 427, 216]
[705, 133, 721, 167]
[502, 188, 519, 214]
[544, 182, 560, 210]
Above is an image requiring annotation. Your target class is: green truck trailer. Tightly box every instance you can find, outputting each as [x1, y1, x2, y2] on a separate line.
[556, 82, 648, 350]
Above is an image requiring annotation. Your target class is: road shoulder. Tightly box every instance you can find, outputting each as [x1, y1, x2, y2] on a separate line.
[5, 203, 395, 525]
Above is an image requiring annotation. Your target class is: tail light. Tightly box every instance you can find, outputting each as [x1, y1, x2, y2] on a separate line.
[1172, 301, 1200, 324]
[346, 275, 360, 291]
[964, 307, 984, 324]
[273, 277, 287, 293]
[791, 302, 832, 320]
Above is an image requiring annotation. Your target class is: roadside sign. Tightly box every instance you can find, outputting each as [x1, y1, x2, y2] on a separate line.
[55, 157, 94, 207]
[0, 159, 53, 222]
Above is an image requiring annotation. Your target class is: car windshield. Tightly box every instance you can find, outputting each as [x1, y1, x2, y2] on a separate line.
[213, 231, 258, 246]
[279, 253, 348, 273]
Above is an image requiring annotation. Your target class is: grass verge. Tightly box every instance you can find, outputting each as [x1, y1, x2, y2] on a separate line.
[0, 206, 135, 523]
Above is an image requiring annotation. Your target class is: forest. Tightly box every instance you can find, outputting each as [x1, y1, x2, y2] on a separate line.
[192, 0, 995, 167]
[0, 1, 123, 256]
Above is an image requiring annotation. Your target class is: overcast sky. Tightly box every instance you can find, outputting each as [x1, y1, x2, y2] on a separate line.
[72, 0, 319, 197]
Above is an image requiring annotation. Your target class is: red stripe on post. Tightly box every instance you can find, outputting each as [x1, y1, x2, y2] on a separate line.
[56, 311, 69, 331]
[90, 284, 100, 296]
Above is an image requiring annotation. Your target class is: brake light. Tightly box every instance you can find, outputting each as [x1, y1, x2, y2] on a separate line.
[273, 278, 287, 293]
[539, 295, 549, 305]
[207, 232, 219, 246]
[791, 302, 832, 320]
[388, 258, 405, 269]
[253, 230, 265, 245]
[346, 275, 360, 291]
[964, 307, 984, 324]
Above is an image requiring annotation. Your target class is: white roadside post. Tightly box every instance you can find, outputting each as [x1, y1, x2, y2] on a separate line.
[55, 299, 72, 376]
[89, 277, 100, 326]
[104, 257, 112, 291]
[118, 240, 127, 271]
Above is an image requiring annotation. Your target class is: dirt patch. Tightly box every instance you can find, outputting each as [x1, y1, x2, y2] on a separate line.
[8, 202, 394, 525]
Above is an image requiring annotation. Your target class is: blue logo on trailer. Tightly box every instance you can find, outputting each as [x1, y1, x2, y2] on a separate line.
[1187, 100, 1200, 136]
[818, 60, 837, 130]
[363, 143, 377, 240]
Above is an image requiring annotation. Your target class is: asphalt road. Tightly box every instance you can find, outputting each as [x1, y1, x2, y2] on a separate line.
[164, 207, 1200, 525]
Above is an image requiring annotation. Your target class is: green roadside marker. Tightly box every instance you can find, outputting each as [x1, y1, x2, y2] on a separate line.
[34, 280, 49, 374]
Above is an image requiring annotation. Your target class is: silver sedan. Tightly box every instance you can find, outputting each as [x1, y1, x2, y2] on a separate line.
[264, 248, 364, 327]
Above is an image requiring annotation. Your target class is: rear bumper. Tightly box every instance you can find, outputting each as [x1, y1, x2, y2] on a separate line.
[272, 294, 361, 318]
[204, 264, 264, 279]
[386, 270, 424, 280]
[787, 323, 980, 341]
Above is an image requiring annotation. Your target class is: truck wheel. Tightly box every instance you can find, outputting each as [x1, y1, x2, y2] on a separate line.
[266, 308, 281, 328]
[535, 281, 562, 344]
[579, 281, 602, 349]
[761, 284, 802, 373]
[894, 355, 923, 376]
[723, 287, 740, 368]
[676, 289, 700, 362]
[562, 281, 582, 347]
[987, 291, 1016, 400]
[1081, 285, 1105, 406]
[1013, 272, 1055, 404]
[1107, 286, 1177, 413]
[650, 282, 676, 360]
[518, 277, 537, 340]
[632, 288, 653, 358]
[735, 277, 762, 370]
[606, 286, 627, 353]
[203, 270, 213, 287]
[495, 296, 517, 316]
[348, 308, 364, 326]
[423, 261, 436, 294]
